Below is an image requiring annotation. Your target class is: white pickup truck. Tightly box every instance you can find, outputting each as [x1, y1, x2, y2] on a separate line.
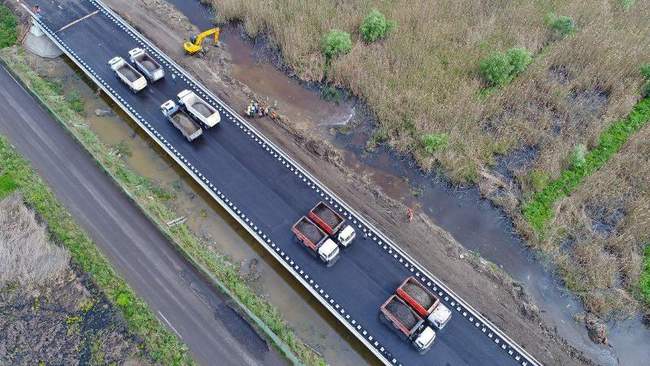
[128, 48, 164, 82]
[108, 56, 147, 93]
[177, 89, 220, 128]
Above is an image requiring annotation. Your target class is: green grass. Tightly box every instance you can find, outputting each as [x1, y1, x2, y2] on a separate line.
[0, 137, 192, 365]
[641, 246, 650, 305]
[0, 4, 18, 49]
[1, 47, 324, 366]
[522, 97, 650, 233]
[0, 173, 18, 199]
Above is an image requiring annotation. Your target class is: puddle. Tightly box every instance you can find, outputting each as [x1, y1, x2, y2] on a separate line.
[47, 56, 375, 365]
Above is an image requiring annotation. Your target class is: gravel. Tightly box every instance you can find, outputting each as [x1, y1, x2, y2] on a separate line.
[386, 298, 418, 330]
[403, 282, 434, 309]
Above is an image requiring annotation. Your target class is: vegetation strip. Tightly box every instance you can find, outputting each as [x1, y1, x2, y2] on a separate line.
[0, 137, 192, 365]
[642, 247, 650, 304]
[523, 97, 650, 233]
[0, 47, 322, 365]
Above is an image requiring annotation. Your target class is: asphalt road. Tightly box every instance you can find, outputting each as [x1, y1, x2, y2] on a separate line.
[20, 0, 537, 365]
[0, 64, 287, 366]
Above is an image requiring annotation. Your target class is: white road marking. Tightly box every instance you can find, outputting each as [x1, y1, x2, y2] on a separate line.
[158, 311, 182, 339]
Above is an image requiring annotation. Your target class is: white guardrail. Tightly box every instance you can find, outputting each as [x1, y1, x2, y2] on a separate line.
[23, 1, 542, 365]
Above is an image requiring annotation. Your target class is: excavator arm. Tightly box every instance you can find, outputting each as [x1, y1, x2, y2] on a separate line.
[183, 27, 220, 55]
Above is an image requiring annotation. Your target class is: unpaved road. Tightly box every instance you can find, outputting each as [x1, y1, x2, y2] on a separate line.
[0, 64, 286, 366]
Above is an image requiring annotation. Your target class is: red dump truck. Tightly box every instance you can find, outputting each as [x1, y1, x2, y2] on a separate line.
[380, 295, 436, 353]
[292, 216, 340, 266]
[308, 201, 356, 247]
[396, 277, 452, 329]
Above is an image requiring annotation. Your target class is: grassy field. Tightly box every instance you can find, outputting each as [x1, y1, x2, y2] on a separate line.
[0, 45, 323, 365]
[214, 0, 650, 318]
[215, 0, 649, 182]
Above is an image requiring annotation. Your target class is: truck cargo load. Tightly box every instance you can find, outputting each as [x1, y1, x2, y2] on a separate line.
[291, 216, 340, 265]
[177, 89, 220, 128]
[396, 276, 452, 329]
[108, 56, 147, 93]
[308, 201, 356, 247]
[161, 100, 203, 142]
[128, 47, 164, 82]
[380, 295, 436, 353]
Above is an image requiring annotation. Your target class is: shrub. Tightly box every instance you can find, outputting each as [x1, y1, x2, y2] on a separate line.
[479, 47, 532, 87]
[527, 170, 550, 192]
[620, 0, 636, 10]
[570, 143, 587, 168]
[643, 82, 650, 98]
[479, 52, 514, 87]
[321, 30, 352, 60]
[360, 9, 394, 43]
[421, 133, 449, 154]
[66, 91, 85, 115]
[641, 245, 650, 304]
[641, 63, 650, 80]
[546, 13, 576, 37]
[506, 47, 533, 75]
[0, 5, 18, 49]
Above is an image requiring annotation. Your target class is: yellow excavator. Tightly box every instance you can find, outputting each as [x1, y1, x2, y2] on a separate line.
[184, 28, 220, 55]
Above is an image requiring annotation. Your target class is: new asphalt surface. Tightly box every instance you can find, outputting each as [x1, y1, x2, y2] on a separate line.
[0, 64, 286, 366]
[22, 0, 535, 364]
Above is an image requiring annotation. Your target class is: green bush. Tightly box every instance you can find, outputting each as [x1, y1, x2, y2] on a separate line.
[360, 9, 395, 43]
[0, 173, 18, 199]
[641, 63, 650, 80]
[643, 82, 650, 98]
[0, 5, 18, 49]
[421, 133, 449, 154]
[322, 29, 352, 60]
[506, 47, 533, 75]
[527, 170, 550, 193]
[66, 91, 86, 115]
[569, 143, 587, 168]
[546, 13, 576, 37]
[479, 47, 532, 87]
[479, 52, 514, 87]
[620, 0, 636, 10]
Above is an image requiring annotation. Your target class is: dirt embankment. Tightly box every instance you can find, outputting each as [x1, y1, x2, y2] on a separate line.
[101, 0, 593, 364]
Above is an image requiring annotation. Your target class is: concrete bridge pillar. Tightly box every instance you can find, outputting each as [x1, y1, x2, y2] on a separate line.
[23, 19, 63, 59]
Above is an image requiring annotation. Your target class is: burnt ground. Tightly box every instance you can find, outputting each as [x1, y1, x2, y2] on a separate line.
[88, 0, 591, 364]
[0, 266, 145, 366]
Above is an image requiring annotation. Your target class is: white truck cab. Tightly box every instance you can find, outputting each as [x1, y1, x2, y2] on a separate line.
[414, 326, 436, 353]
[318, 238, 340, 264]
[428, 303, 452, 329]
[337, 225, 356, 247]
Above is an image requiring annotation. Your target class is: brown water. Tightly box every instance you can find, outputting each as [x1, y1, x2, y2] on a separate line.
[49, 57, 375, 365]
[162, 2, 650, 366]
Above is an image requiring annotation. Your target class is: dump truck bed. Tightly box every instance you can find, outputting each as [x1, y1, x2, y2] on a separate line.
[116, 64, 140, 82]
[171, 112, 201, 138]
[137, 53, 159, 72]
[309, 201, 344, 233]
[397, 277, 439, 318]
[293, 217, 327, 246]
[381, 295, 422, 335]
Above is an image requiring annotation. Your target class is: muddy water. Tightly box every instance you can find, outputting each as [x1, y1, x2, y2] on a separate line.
[333, 121, 650, 366]
[49, 58, 374, 365]
[162, 2, 650, 365]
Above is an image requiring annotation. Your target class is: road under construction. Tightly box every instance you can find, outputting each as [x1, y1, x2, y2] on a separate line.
[21, 0, 541, 365]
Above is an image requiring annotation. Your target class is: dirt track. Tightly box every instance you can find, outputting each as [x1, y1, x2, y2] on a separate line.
[100, 0, 593, 364]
